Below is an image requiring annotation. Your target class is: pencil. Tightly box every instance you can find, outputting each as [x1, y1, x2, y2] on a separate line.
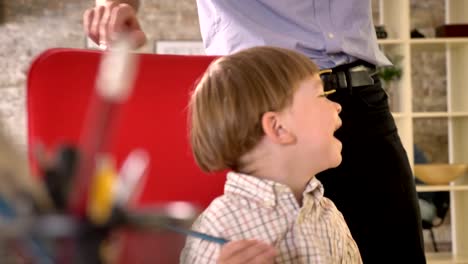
[163, 224, 229, 245]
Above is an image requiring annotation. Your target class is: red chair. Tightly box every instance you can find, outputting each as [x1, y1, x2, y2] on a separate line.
[26, 48, 226, 263]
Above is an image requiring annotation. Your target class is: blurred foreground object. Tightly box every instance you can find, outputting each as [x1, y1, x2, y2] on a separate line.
[0, 126, 52, 213]
[70, 36, 139, 218]
[0, 125, 53, 263]
[26, 37, 228, 263]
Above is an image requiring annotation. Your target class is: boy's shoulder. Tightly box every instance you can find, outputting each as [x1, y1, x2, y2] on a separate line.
[199, 193, 249, 222]
[190, 194, 243, 238]
[194, 192, 290, 241]
[202, 191, 274, 220]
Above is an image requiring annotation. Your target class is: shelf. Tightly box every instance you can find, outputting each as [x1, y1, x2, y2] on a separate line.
[377, 38, 468, 47]
[409, 38, 468, 52]
[412, 112, 468, 118]
[377, 39, 405, 45]
[376, 0, 468, 259]
[426, 252, 468, 264]
[411, 38, 468, 45]
[416, 185, 468, 192]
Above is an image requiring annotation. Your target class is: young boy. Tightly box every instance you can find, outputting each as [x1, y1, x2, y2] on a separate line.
[181, 46, 361, 263]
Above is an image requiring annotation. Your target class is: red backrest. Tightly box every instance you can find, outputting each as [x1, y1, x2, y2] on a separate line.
[26, 48, 226, 209]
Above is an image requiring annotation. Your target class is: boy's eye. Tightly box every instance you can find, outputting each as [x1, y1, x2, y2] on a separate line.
[318, 89, 336, 98]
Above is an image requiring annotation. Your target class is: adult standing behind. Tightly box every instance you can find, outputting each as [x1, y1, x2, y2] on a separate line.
[83, 1, 426, 263]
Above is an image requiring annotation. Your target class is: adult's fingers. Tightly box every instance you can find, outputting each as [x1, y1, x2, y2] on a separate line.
[239, 242, 276, 264]
[99, 1, 120, 48]
[219, 240, 257, 261]
[109, 4, 147, 48]
[83, 8, 97, 44]
[250, 246, 277, 264]
[90, 5, 106, 45]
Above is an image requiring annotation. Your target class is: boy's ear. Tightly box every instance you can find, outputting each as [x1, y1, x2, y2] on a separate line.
[261, 111, 296, 144]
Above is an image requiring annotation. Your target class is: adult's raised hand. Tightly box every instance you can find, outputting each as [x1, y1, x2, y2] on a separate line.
[83, 0, 146, 49]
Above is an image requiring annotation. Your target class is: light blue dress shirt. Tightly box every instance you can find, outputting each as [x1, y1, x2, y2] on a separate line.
[196, 0, 391, 69]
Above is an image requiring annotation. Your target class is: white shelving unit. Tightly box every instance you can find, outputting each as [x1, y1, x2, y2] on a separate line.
[377, 1, 468, 263]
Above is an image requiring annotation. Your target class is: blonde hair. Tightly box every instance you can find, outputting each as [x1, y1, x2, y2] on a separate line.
[189, 46, 319, 172]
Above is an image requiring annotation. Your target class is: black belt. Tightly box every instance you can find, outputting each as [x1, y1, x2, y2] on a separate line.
[321, 62, 376, 92]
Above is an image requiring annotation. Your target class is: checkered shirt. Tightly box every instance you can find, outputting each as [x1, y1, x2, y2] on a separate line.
[180, 172, 362, 263]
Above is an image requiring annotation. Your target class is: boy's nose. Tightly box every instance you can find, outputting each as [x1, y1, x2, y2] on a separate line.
[334, 102, 342, 114]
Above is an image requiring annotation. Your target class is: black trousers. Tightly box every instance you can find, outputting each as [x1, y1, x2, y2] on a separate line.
[317, 62, 426, 263]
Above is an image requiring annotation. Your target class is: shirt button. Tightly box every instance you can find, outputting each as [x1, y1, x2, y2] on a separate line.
[328, 32, 335, 39]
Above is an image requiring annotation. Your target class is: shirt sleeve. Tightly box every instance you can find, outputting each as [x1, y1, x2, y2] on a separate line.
[180, 214, 222, 264]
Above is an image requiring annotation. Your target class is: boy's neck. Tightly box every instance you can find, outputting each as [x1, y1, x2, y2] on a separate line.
[239, 140, 316, 205]
[241, 166, 312, 206]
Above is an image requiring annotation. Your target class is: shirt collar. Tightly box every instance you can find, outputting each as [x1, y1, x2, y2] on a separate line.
[224, 171, 324, 208]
